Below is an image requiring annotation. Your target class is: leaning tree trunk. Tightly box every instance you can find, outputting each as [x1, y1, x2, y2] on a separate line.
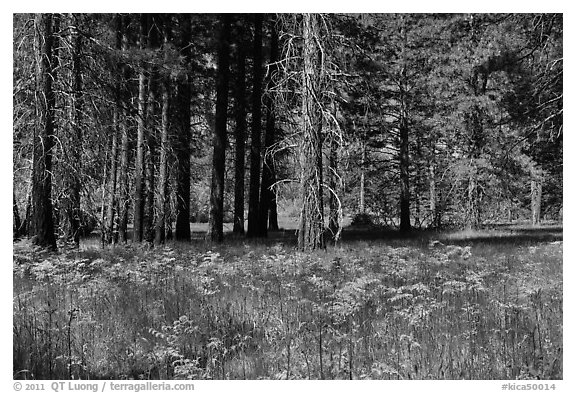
[259, 16, 279, 237]
[247, 14, 264, 238]
[232, 17, 247, 235]
[298, 13, 325, 251]
[31, 13, 57, 250]
[208, 14, 231, 243]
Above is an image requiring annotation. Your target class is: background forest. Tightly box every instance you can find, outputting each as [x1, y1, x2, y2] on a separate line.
[13, 13, 562, 381]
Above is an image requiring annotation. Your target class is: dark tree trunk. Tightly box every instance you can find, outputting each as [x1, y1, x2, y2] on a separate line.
[208, 14, 231, 243]
[398, 16, 411, 233]
[174, 15, 192, 241]
[31, 13, 57, 250]
[464, 106, 483, 230]
[258, 16, 279, 237]
[105, 14, 124, 245]
[133, 14, 148, 243]
[269, 193, 279, 231]
[399, 120, 411, 232]
[14, 191, 22, 239]
[298, 14, 325, 251]
[232, 17, 247, 235]
[247, 14, 263, 238]
[62, 16, 83, 246]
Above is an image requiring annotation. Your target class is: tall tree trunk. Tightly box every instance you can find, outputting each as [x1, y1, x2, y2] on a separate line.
[208, 14, 231, 242]
[465, 166, 480, 230]
[398, 16, 411, 233]
[155, 34, 170, 245]
[298, 13, 325, 251]
[31, 13, 57, 250]
[359, 140, 366, 214]
[429, 162, 438, 228]
[13, 191, 22, 239]
[174, 15, 192, 241]
[531, 168, 543, 226]
[117, 14, 130, 244]
[247, 14, 263, 238]
[144, 73, 157, 243]
[106, 108, 119, 244]
[118, 121, 130, 243]
[105, 14, 123, 245]
[144, 18, 159, 243]
[399, 119, 411, 232]
[269, 187, 279, 231]
[61, 16, 83, 246]
[464, 106, 483, 230]
[133, 14, 148, 243]
[328, 131, 340, 243]
[232, 17, 247, 235]
[259, 15, 279, 236]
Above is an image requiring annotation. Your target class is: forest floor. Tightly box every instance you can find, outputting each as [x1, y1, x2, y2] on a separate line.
[13, 221, 562, 380]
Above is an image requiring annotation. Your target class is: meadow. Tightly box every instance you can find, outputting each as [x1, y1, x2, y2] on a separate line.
[13, 223, 562, 380]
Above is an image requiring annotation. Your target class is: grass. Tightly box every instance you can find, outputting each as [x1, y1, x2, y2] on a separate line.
[12, 224, 562, 380]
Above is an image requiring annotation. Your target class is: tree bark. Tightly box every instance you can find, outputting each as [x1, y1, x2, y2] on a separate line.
[298, 13, 325, 251]
[399, 119, 411, 232]
[531, 168, 543, 226]
[259, 16, 279, 236]
[232, 17, 247, 235]
[31, 13, 57, 250]
[144, 75, 157, 243]
[60, 15, 83, 246]
[328, 132, 340, 243]
[155, 33, 170, 245]
[117, 14, 130, 244]
[359, 141, 366, 214]
[398, 16, 411, 233]
[105, 14, 123, 245]
[133, 14, 148, 243]
[174, 15, 192, 241]
[106, 108, 119, 244]
[429, 163, 438, 228]
[13, 191, 22, 239]
[208, 14, 231, 242]
[247, 14, 263, 238]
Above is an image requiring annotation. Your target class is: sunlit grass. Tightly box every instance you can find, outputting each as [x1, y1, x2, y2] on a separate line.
[13, 228, 562, 380]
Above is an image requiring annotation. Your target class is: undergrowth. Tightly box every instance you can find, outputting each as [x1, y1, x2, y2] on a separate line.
[13, 237, 562, 380]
